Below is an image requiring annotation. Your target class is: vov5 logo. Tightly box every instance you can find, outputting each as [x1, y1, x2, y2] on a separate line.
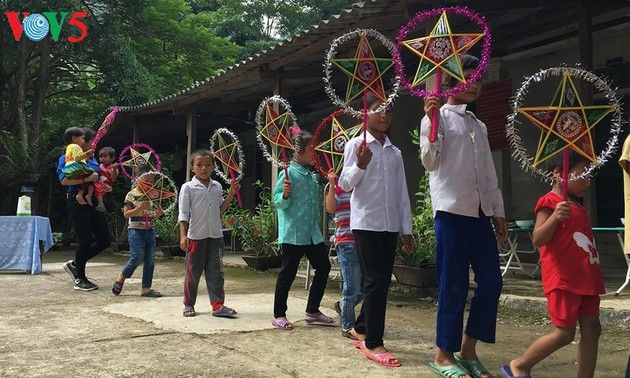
[4, 11, 88, 43]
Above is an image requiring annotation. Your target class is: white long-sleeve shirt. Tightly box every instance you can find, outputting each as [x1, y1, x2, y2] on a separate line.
[178, 176, 224, 240]
[420, 103, 505, 219]
[339, 131, 413, 235]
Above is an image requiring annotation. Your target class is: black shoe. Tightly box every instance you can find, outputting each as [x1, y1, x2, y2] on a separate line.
[74, 278, 99, 291]
[63, 260, 78, 283]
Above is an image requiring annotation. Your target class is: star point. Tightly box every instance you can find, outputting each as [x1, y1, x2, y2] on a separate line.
[518, 70, 615, 166]
[332, 33, 393, 104]
[401, 10, 484, 87]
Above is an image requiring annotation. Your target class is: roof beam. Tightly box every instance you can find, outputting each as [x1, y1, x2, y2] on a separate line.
[267, 9, 406, 71]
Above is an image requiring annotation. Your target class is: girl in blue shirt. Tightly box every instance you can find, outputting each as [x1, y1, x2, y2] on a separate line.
[271, 130, 334, 330]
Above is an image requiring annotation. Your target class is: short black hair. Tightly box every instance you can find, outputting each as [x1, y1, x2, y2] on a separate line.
[82, 127, 96, 144]
[190, 149, 214, 163]
[542, 150, 591, 173]
[99, 146, 115, 159]
[63, 127, 84, 145]
[446, 54, 480, 88]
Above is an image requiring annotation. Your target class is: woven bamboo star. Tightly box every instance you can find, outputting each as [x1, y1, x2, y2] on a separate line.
[518, 70, 616, 166]
[121, 147, 157, 171]
[259, 104, 295, 152]
[401, 10, 484, 87]
[332, 33, 394, 104]
[134, 174, 177, 210]
[313, 114, 362, 175]
[213, 136, 242, 177]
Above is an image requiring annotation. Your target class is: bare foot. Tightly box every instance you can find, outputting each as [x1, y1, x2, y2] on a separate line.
[350, 328, 366, 341]
[85, 195, 93, 207]
[75, 194, 87, 205]
[509, 360, 530, 377]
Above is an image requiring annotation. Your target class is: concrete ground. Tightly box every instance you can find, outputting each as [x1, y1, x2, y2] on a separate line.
[0, 248, 629, 377]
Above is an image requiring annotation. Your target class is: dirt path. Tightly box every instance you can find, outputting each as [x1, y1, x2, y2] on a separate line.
[0, 251, 628, 377]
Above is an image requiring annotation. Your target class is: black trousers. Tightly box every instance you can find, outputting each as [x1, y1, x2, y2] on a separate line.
[67, 196, 110, 278]
[273, 242, 330, 318]
[353, 230, 398, 349]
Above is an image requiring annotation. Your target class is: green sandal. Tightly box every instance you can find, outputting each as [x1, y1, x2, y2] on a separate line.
[428, 362, 470, 378]
[453, 355, 491, 378]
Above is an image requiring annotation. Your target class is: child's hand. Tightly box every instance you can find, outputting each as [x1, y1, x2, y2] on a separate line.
[85, 172, 99, 182]
[493, 217, 508, 243]
[180, 235, 188, 252]
[401, 234, 415, 253]
[552, 201, 571, 222]
[154, 207, 164, 219]
[355, 144, 372, 170]
[230, 179, 241, 192]
[282, 180, 292, 199]
[85, 149, 95, 158]
[423, 96, 440, 119]
[326, 169, 337, 184]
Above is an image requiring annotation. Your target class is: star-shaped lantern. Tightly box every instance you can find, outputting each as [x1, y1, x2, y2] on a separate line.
[314, 114, 362, 175]
[332, 33, 394, 104]
[401, 10, 484, 87]
[518, 70, 616, 166]
[259, 104, 295, 153]
[134, 175, 177, 209]
[121, 147, 157, 171]
[213, 137, 242, 178]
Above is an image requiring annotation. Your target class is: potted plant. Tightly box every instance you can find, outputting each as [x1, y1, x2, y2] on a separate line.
[392, 130, 437, 287]
[224, 181, 280, 270]
[154, 209, 185, 257]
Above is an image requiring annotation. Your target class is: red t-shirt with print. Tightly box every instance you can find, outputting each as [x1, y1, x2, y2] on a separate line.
[535, 191, 605, 296]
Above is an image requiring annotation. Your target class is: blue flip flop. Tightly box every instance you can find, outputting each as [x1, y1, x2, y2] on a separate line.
[501, 364, 531, 378]
[212, 306, 237, 318]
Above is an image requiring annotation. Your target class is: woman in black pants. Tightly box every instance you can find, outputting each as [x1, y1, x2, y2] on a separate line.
[56, 128, 110, 291]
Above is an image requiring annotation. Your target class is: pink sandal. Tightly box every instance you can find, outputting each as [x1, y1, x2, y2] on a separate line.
[353, 340, 401, 368]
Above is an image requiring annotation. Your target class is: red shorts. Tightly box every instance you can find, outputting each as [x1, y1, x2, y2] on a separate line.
[546, 289, 600, 327]
[93, 182, 104, 196]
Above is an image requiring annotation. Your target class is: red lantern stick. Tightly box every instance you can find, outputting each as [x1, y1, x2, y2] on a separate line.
[227, 167, 243, 208]
[562, 148, 569, 201]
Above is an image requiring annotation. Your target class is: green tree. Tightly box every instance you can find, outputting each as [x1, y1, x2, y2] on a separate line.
[203, 0, 355, 59]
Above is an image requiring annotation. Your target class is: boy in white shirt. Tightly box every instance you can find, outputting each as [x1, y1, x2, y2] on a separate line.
[178, 149, 239, 318]
[420, 54, 508, 378]
[339, 96, 414, 367]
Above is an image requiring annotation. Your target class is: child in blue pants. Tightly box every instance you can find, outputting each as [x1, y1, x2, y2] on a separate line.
[421, 54, 508, 378]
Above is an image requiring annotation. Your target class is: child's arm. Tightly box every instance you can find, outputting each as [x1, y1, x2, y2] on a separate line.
[325, 170, 338, 214]
[220, 181, 239, 213]
[338, 139, 370, 192]
[110, 164, 119, 182]
[177, 184, 190, 251]
[396, 153, 414, 250]
[532, 201, 570, 247]
[123, 201, 150, 218]
[419, 96, 443, 171]
[179, 221, 189, 252]
[273, 169, 291, 208]
[72, 145, 94, 162]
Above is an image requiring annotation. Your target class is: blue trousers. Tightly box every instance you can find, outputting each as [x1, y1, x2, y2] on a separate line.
[123, 228, 156, 289]
[337, 243, 364, 330]
[434, 211, 502, 352]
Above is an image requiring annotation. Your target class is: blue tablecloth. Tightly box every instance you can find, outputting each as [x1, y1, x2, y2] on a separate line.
[0, 216, 53, 274]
